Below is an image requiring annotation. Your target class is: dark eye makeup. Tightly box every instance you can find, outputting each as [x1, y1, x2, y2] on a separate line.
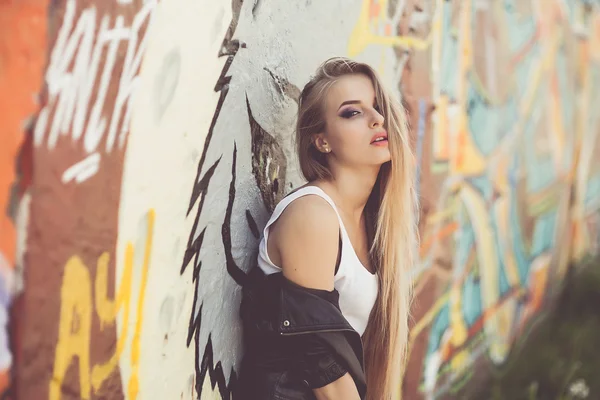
[338, 102, 381, 119]
[340, 109, 360, 119]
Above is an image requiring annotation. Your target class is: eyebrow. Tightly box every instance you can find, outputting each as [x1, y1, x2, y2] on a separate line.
[338, 99, 378, 111]
[337, 100, 361, 111]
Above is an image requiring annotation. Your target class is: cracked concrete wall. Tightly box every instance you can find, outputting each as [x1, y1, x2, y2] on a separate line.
[1, 0, 599, 399]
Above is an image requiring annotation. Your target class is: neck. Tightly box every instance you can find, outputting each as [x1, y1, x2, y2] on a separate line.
[319, 164, 380, 222]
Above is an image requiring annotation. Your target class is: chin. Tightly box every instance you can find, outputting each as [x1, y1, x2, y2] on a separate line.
[376, 151, 392, 165]
[369, 158, 391, 168]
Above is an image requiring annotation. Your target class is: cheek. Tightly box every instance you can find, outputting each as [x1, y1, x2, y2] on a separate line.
[330, 125, 360, 149]
[341, 123, 367, 146]
[327, 118, 368, 151]
[334, 131, 367, 158]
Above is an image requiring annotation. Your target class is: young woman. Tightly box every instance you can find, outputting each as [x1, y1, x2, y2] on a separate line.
[238, 57, 418, 400]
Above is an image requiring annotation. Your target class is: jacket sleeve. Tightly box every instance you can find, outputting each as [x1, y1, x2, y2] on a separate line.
[291, 334, 349, 389]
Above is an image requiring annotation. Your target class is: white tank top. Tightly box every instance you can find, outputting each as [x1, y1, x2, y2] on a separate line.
[257, 186, 378, 336]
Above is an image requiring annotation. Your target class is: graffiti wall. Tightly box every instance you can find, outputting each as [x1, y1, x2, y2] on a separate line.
[0, 0, 45, 396]
[1, 0, 599, 399]
[402, 1, 600, 398]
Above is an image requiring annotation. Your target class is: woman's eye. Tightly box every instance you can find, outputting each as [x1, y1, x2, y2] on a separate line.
[340, 110, 360, 118]
[374, 104, 381, 113]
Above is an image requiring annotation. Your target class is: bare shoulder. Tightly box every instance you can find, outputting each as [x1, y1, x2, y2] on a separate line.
[270, 194, 340, 290]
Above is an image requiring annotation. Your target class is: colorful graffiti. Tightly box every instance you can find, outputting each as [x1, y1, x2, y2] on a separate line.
[11, 0, 157, 398]
[50, 210, 154, 400]
[366, 0, 600, 398]
[2, 0, 599, 399]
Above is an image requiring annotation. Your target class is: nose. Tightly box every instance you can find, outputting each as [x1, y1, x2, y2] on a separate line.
[370, 108, 384, 128]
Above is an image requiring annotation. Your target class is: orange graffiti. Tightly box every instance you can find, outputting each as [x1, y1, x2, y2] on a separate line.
[0, 0, 47, 266]
[419, 222, 459, 257]
[0, 1, 48, 394]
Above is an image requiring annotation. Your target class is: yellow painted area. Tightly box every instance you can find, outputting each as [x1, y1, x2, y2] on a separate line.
[95, 252, 117, 328]
[450, 350, 469, 371]
[522, 31, 562, 121]
[449, 284, 467, 348]
[128, 210, 155, 400]
[425, 203, 459, 225]
[452, 0, 486, 176]
[450, 127, 487, 176]
[91, 249, 132, 391]
[494, 197, 521, 288]
[526, 254, 551, 313]
[459, 185, 499, 310]
[592, 14, 600, 61]
[548, 77, 566, 171]
[571, 44, 593, 262]
[433, 95, 450, 162]
[491, 154, 510, 194]
[458, 0, 473, 81]
[49, 210, 155, 400]
[409, 292, 450, 343]
[449, 284, 468, 373]
[50, 257, 93, 400]
[347, 0, 441, 57]
[458, 185, 506, 361]
[430, 0, 444, 97]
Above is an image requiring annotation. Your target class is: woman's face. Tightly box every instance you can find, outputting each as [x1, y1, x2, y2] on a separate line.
[317, 73, 390, 168]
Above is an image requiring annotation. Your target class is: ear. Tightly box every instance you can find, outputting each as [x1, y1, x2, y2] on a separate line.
[312, 133, 331, 153]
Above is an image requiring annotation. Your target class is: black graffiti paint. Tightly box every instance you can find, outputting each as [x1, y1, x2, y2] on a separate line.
[180, 2, 245, 398]
[222, 144, 247, 287]
[185, 144, 243, 398]
[180, 1, 290, 398]
[263, 67, 301, 104]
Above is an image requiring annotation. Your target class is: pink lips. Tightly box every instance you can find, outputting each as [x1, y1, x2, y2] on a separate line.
[370, 131, 388, 146]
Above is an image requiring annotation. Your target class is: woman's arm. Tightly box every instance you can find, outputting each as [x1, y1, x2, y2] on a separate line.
[270, 195, 360, 398]
[271, 194, 339, 290]
[313, 373, 361, 400]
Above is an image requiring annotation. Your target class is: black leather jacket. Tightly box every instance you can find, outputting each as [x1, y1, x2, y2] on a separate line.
[236, 267, 366, 399]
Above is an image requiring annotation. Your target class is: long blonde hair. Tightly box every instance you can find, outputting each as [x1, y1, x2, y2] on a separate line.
[295, 57, 418, 399]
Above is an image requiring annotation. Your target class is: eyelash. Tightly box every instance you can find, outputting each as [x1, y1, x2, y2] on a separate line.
[341, 110, 360, 118]
[340, 105, 381, 119]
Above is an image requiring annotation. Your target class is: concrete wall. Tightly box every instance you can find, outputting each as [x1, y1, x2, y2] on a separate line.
[1, 0, 599, 399]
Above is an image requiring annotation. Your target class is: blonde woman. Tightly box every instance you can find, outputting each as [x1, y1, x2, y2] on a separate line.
[238, 57, 418, 400]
